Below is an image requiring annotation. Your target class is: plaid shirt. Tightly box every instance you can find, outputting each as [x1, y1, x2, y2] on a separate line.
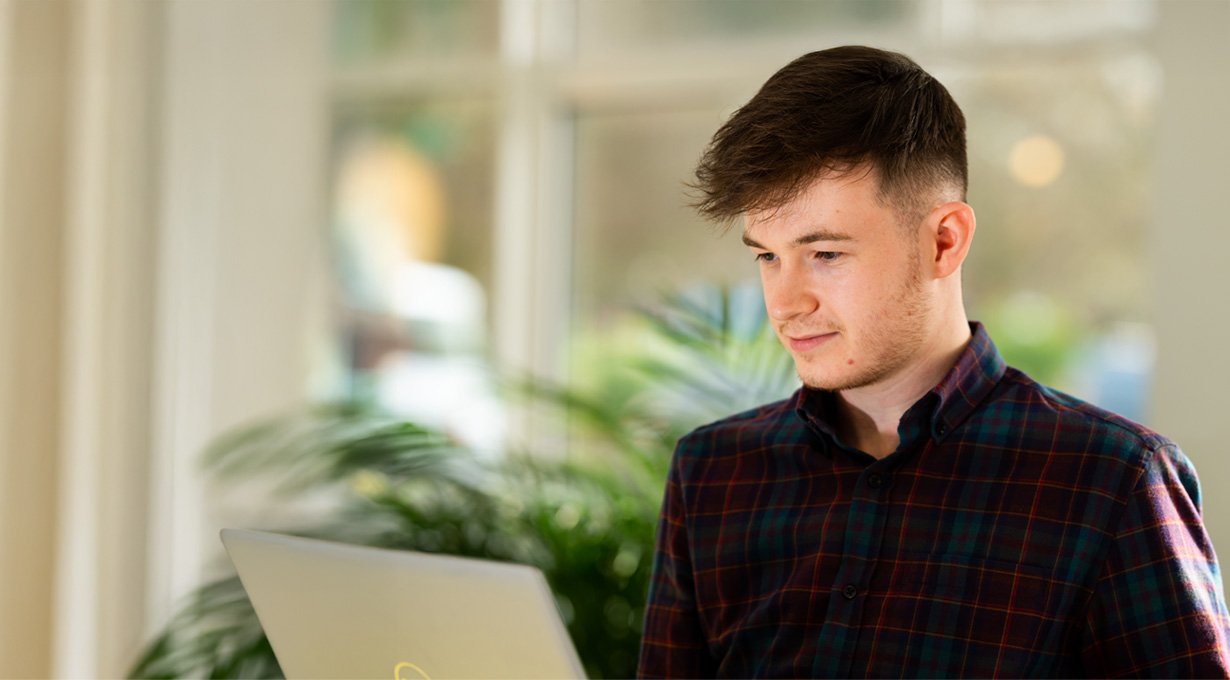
[638, 323, 1230, 678]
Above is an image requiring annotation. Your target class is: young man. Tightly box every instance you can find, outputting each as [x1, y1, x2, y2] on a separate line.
[637, 46, 1230, 678]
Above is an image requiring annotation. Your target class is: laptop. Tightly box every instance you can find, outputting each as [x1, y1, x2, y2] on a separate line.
[220, 528, 587, 679]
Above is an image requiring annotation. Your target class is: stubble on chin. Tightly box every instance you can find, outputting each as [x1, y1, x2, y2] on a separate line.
[795, 353, 904, 393]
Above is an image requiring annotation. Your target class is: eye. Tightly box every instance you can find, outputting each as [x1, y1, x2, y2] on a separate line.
[816, 251, 841, 262]
[753, 252, 777, 263]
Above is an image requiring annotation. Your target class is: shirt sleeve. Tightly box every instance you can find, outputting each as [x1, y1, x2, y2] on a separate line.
[1081, 443, 1230, 677]
[638, 440, 717, 679]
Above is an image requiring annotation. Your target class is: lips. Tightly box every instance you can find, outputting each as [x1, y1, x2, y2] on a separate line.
[787, 332, 837, 353]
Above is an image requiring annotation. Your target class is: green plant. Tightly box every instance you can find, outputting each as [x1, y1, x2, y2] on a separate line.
[130, 286, 797, 679]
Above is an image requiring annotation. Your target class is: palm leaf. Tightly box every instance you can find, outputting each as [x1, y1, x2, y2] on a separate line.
[131, 283, 789, 680]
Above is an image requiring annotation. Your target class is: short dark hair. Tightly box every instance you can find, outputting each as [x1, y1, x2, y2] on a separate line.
[692, 46, 967, 228]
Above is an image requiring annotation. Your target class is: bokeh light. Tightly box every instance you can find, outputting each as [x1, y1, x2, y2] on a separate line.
[1008, 134, 1066, 188]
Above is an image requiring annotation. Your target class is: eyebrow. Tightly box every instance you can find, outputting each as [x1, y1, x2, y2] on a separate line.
[741, 229, 855, 250]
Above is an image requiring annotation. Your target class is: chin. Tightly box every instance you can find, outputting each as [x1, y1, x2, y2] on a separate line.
[794, 366, 846, 392]
[796, 360, 892, 393]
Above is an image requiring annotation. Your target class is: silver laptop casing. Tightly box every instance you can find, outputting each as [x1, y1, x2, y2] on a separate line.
[220, 528, 586, 680]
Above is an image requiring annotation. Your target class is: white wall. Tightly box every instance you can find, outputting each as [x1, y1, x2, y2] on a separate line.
[0, 1, 69, 676]
[146, 0, 332, 658]
[1151, 0, 1230, 552]
[0, 1, 332, 677]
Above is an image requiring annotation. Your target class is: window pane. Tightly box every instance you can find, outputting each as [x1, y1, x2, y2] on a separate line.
[327, 100, 503, 452]
[576, 0, 912, 59]
[569, 46, 1159, 421]
[570, 107, 764, 390]
[332, 0, 501, 67]
[955, 48, 1158, 417]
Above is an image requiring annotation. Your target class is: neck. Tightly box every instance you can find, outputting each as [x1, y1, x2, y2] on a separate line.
[835, 313, 972, 459]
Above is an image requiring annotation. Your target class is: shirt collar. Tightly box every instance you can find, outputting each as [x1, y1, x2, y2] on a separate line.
[927, 321, 1007, 441]
[793, 321, 1007, 448]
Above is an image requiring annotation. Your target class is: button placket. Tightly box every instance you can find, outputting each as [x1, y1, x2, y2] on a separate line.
[817, 464, 892, 676]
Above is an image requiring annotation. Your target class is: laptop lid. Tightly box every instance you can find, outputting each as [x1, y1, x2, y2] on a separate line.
[220, 528, 586, 680]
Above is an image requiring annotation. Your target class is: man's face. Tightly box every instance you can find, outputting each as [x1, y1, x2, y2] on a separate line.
[743, 172, 933, 392]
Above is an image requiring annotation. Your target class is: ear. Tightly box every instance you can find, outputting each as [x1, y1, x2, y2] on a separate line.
[923, 201, 976, 279]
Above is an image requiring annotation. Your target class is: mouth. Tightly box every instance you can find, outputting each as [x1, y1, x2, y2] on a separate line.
[786, 332, 838, 353]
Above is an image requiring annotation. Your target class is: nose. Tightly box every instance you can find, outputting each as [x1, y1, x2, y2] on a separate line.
[765, 263, 818, 322]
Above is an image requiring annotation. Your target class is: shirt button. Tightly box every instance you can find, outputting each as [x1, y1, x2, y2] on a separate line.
[842, 584, 858, 600]
[867, 474, 883, 489]
[935, 423, 947, 437]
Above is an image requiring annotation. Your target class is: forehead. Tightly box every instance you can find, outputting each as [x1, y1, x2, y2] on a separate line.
[742, 172, 895, 245]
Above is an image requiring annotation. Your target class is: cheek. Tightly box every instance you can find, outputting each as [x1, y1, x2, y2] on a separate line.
[851, 266, 904, 308]
[828, 280, 900, 340]
[758, 269, 774, 298]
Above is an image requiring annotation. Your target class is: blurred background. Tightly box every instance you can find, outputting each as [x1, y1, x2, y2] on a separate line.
[0, 0, 1227, 677]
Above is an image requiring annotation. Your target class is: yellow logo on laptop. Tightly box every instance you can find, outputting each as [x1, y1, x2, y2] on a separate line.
[394, 661, 430, 680]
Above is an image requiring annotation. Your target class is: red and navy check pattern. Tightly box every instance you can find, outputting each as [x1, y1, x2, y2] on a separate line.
[638, 323, 1230, 678]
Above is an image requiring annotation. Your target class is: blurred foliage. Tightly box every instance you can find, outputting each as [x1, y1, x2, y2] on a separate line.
[978, 290, 1083, 388]
[129, 287, 797, 680]
[568, 284, 799, 439]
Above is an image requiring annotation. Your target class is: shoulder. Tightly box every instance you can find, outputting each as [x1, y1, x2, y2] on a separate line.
[986, 365, 1177, 478]
[996, 366, 1171, 450]
[670, 392, 810, 469]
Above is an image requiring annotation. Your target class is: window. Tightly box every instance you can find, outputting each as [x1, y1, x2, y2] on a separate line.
[324, 0, 1161, 451]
